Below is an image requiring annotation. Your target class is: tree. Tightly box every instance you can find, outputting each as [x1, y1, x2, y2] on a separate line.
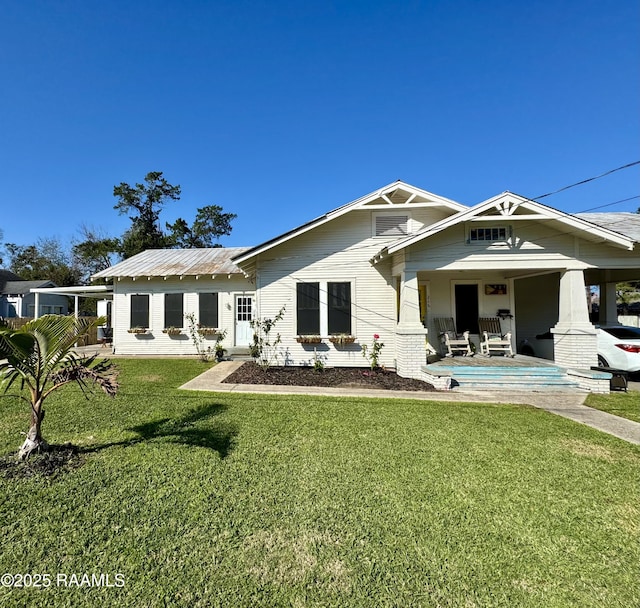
[0, 315, 119, 460]
[72, 225, 121, 279]
[166, 204, 237, 248]
[114, 171, 181, 258]
[5, 238, 83, 286]
[74, 171, 237, 263]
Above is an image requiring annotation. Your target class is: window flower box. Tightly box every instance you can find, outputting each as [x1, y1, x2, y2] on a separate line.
[197, 327, 219, 337]
[296, 335, 323, 344]
[329, 334, 356, 346]
[127, 327, 149, 335]
[162, 327, 183, 336]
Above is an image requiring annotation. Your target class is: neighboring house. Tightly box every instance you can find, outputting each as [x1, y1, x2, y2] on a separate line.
[92, 248, 253, 356]
[0, 271, 70, 318]
[91, 181, 640, 389]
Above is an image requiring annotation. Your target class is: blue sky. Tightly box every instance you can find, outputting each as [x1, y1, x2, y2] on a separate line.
[1, 0, 638, 254]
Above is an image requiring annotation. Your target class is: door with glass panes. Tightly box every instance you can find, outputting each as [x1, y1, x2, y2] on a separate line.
[235, 295, 254, 346]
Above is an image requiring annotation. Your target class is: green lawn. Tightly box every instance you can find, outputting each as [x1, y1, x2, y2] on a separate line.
[585, 390, 640, 422]
[1, 359, 638, 607]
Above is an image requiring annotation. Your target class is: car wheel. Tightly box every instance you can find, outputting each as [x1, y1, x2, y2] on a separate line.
[597, 355, 609, 368]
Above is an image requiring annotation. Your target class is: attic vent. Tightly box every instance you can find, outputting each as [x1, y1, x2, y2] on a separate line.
[375, 215, 409, 237]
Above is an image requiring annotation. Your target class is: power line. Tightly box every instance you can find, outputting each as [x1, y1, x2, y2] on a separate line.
[533, 160, 640, 201]
[577, 195, 640, 213]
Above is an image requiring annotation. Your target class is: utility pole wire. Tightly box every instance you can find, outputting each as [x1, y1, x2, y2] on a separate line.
[533, 160, 640, 201]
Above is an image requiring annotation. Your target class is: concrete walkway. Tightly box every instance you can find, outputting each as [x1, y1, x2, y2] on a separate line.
[181, 361, 640, 445]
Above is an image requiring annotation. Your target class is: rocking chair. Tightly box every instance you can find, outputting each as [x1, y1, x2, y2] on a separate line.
[478, 317, 514, 357]
[434, 317, 473, 357]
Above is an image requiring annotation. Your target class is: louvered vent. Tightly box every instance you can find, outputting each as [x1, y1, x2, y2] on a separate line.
[375, 215, 409, 236]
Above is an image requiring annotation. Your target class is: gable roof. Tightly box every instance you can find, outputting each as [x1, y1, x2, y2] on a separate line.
[1, 280, 56, 295]
[232, 180, 468, 266]
[376, 192, 636, 259]
[91, 247, 251, 280]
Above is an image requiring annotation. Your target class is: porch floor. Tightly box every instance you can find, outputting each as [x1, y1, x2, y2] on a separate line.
[427, 354, 557, 368]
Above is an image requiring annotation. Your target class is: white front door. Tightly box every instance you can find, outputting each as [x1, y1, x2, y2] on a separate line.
[235, 295, 254, 346]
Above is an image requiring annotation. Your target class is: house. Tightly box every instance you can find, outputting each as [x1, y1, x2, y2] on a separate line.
[0, 270, 70, 318]
[92, 248, 253, 356]
[91, 181, 640, 390]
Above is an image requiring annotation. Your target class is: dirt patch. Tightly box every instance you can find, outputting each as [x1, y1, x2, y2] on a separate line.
[223, 362, 435, 391]
[560, 438, 615, 461]
[137, 374, 164, 383]
[0, 444, 85, 480]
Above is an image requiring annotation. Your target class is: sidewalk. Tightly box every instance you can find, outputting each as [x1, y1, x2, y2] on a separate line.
[181, 361, 640, 446]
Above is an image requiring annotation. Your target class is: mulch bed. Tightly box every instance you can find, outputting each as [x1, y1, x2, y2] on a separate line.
[223, 362, 436, 391]
[0, 444, 85, 480]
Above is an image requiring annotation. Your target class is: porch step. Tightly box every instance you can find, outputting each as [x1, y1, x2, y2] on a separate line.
[226, 347, 252, 360]
[431, 365, 581, 391]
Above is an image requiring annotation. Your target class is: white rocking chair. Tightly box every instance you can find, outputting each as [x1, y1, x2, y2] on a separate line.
[478, 317, 514, 357]
[434, 317, 473, 357]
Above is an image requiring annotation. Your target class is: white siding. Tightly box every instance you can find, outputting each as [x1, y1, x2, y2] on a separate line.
[111, 275, 254, 355]
[254, 210, 400, 368]
[404, 222, 584, 271]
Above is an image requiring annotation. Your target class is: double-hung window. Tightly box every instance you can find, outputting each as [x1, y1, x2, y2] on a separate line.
[199, 293, 219, 328]
[296, 281, 352, 336]
[164, 293, 184, 328]
[328, 282, 351, 335]
[296, 283, 320, 334]
[131, 295, 149, 328]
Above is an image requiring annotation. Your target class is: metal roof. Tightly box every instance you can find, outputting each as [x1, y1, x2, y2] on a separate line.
[91, 248, 252, 279]
[574, 213, 640, 243]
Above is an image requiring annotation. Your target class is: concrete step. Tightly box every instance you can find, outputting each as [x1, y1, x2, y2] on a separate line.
[226, 347, 252, 360]
[432, 365, 581, 391]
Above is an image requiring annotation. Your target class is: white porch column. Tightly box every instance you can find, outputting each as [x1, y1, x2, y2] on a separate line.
[34, 292, 40, 319]
[598, 281, 618, 326]
[551, 269, 598, 368]
[396, 271, 427, 379]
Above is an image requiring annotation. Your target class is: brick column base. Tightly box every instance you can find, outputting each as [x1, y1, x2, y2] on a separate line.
[551, 325, 598, 369]
[396, 325, 428, 379]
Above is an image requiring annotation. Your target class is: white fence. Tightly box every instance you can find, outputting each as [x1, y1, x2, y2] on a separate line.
[619, 315, 640, 327]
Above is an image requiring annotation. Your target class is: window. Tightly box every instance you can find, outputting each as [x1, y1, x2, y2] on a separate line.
[164, 293, 184, 328]
[295, 281, 353, 336]
[296, 283, 320, 334]
[199, 293, 219, 328]
[41, 305, 64, 315]
[468, 226, 508, 243]
[328, 282, 351, 334]
[130, 295, 149, 328]
[375, 214, 409, 237]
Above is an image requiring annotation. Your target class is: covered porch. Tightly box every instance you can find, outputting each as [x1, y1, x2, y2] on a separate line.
[393, 266, 632, 393]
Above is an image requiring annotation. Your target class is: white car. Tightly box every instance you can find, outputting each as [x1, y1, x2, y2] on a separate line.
[596, 326, 640, 372]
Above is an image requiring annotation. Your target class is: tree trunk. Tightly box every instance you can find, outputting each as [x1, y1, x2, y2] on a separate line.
[18, 406, 48, 461]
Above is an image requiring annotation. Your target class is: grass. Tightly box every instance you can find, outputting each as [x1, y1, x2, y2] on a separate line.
[0, 359, 638, 607]
[585, 390, 640, 422]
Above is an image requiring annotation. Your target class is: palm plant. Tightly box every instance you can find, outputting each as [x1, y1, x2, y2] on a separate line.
[0, 315, 119, 460]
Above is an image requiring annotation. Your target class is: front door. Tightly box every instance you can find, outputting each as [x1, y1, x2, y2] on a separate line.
[454, 283, 479, 334]
[235, 295, 254, 346]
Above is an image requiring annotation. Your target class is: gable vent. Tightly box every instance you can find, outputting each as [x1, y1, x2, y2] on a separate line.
[375, 215, 409, 236]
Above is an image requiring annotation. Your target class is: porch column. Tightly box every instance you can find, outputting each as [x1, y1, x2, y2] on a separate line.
[396, 271, 427, 379]
[598, 281, 618, 326]
[551, 269, 597, 368]
[34, 292, 40, 319]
